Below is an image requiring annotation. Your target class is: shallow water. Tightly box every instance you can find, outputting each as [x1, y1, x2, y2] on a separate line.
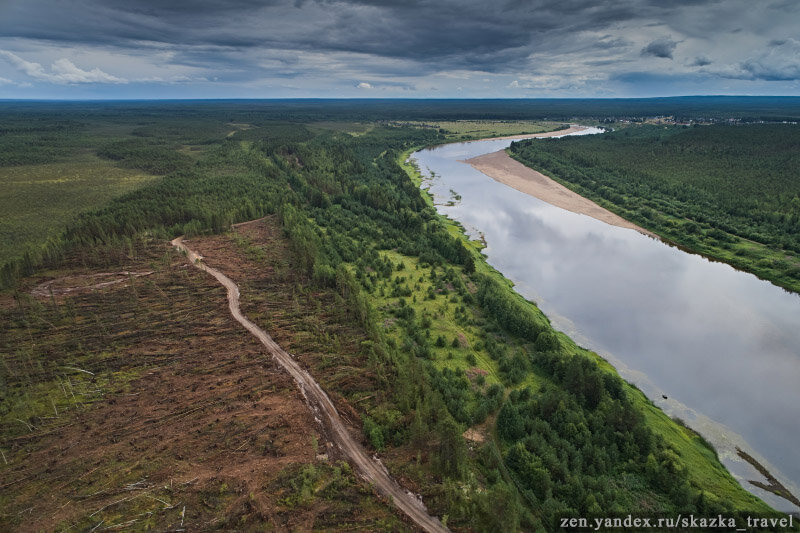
[413, 131, 800, 512]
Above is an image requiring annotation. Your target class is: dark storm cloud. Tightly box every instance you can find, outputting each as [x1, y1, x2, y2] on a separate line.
[690, 56, 712, 67]
[1, 0, 799, 96]
[641, 38, 677, 59]
[0, 0, 710, 72]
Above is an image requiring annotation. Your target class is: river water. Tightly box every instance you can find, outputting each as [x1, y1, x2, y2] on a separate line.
[412, 130, 800, 512]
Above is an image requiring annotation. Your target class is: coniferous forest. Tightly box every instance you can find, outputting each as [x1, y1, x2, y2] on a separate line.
[1, 100, 796, 531]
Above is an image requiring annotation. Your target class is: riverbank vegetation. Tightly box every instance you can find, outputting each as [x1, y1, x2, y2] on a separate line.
[1, 102, 790, 530]
[510, 124, 800, 293]
[394, 120, 568, 141]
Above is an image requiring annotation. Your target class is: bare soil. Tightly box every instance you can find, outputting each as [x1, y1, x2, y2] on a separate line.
[31, 271, 154, 298]
[174, 219, 447, 533]
[0, 219, 411, 532]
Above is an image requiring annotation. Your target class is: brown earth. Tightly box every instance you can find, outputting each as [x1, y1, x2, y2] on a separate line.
[31, 271, 154, 298]
[173, 221, 447, 532]
[0, 217, 412, 532]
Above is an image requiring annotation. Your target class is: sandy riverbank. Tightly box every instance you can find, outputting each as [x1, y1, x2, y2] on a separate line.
[481, 124, 588, 141]
[464, 148, 655, 237]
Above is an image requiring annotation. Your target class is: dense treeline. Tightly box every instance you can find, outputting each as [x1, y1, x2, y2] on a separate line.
[510, 124, 800, 292]
[498, 353, 698, 529]
[97, 139, 193, 175]
[0, 104, 778, 529]
[0, 120, 324, 287]
[3, 96, 800, 123]
[252, 124, 758, 528]
[0, 119, 88, 166]
[476, 275, 549, 343]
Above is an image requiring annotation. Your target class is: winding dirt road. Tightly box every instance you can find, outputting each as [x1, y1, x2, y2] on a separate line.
[172, 237, 448, 533]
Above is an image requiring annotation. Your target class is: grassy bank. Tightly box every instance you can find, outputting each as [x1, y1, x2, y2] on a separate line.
[397, 145, 773, 518]
[397, 120, 569, 142]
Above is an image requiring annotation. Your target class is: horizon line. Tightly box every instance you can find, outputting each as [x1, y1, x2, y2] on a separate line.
[2, 95, 800, 103]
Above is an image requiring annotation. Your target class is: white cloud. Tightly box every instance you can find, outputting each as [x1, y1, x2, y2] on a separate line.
[0, 50, 127, 84]
[50, 57, 126, 83]
[741, 39, 800, 81]
[356, 81, 373, 89]
[0, 50, 48, 79]
[702, 39, 800, 82]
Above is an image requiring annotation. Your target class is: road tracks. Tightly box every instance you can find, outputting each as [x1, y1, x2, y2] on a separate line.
[172, 237, 448, 533]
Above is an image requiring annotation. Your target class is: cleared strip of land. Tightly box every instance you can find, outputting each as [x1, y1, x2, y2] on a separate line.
[172, 236, 449, 533]
[464, 148, 655, 237]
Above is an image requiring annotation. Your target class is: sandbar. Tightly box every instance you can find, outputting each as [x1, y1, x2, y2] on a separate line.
[479, 124, 588, 141]
[464, 146, 654, 237]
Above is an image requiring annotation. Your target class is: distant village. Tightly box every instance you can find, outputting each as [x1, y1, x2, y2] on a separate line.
[601, 116, 799, 126]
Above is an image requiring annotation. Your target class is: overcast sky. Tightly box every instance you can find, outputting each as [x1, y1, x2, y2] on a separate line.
[0, 0, 798, 99]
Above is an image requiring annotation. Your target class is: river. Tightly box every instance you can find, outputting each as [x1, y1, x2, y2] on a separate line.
[411, 129, 800, 512]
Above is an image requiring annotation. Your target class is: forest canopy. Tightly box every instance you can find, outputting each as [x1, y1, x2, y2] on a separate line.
[0, 101, 788, 530]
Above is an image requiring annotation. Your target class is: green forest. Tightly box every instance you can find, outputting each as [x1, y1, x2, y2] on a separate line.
[509, 123, 800, 293]
[0, 102, 793, 531]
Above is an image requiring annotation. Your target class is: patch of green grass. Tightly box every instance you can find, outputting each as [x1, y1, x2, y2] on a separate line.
[270, 461, 411, 530]
[402, 120, 568, 141]
[48, 460, 176, 532]
[631, 388, 772, 512]
[0, 154, 157, 262]
[229, 232, 267, 262]
[367, 250, 506, 386]
[1, 360, 139, 445]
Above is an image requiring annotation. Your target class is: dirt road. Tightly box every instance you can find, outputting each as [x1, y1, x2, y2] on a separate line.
[172, 237, 449, 533]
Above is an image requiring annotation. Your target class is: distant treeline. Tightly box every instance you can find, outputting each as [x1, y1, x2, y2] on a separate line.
[3, 96, 800, 122]
[510, 124, 800, 293]
[0, 119, 87, 166]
